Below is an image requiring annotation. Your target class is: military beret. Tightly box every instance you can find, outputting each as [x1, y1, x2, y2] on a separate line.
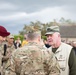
[0, 25, 10, 37]
[45, 26, 60, 35]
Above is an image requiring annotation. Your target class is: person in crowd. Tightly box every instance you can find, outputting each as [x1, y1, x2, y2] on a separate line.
[45, 25, 76, 75]
[72, 42, 76, 54]
[0, 25, 10, 75]
[2, 35, 16, 75]
[15, 37, 21, 48]
[5, 26, 60, 75]
[43, 39, 51, 48]
[21, 34, 28, 47]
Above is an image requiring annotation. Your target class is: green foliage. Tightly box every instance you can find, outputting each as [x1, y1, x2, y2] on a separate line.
[14, 35, 24, 42]
[42, 36, 47, 40]
[19, 18, 76, 35]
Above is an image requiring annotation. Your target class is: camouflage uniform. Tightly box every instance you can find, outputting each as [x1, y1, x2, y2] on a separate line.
[0, 25, 10, 75]
[0, 44, 4, 75]
[2, 44, 15, 75]
[5, 42, 60, 75]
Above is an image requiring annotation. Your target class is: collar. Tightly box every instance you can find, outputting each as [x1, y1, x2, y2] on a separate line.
[54, 42, 63, 53]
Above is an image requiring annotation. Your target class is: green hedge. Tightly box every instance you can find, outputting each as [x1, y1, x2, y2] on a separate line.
[42, 36, 47, 40]
[14, 35, 47, 42]
[14, 35, 24, 42]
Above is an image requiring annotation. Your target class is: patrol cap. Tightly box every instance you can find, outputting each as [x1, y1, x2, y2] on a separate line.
[0, 26, 10, 37]
[7, 35, 14, 39]
[45, 26, 60, 35]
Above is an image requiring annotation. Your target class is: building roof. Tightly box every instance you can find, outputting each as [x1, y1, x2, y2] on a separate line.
[59, 25, 76, 38]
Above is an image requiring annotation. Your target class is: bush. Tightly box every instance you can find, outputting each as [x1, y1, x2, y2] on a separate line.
[14, 35, 24, 42]
[42, 36, 47, 40]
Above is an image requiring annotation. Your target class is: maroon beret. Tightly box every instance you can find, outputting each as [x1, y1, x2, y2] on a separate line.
[0, 26, 10, 37]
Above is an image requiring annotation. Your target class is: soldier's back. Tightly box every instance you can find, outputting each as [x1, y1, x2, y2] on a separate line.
[13, 42, 45, 75]
[6, 42, 60, 75]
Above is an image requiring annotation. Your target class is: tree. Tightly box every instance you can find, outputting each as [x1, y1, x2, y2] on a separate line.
[19, 21, 42, 35]
[19, 18, 76, 35]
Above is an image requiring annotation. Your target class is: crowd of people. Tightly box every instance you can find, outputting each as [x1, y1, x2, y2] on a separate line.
[0, 25, 76, 75]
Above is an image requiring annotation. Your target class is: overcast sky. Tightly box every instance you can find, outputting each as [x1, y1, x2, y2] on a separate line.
[0, 0, 76, 34]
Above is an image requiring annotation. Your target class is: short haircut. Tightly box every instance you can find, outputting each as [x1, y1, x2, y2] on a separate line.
[27, 31, 41, 41]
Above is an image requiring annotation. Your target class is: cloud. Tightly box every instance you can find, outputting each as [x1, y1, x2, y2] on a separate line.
[0, 12, 27, 21]
[0, 2, 17, 10]
[0, 0, 76, 34]
[0, 6, 70, 22]
[22, 7, 72, 22]
[26, 7, 70, 23]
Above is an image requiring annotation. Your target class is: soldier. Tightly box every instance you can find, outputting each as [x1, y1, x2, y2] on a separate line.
[2, 35, 16, 75]
[5, 27, 60, 75]
[0, 25, 10, 75]
[45, 26, 76, 75]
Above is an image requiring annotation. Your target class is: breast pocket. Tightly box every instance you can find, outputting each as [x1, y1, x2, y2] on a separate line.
[56, 55, 67, 71]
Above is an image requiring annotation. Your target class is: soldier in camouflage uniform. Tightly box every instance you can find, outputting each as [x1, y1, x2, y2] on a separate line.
[5, 27, 60, 75]
[0, 25, 10, 75]
[2, 35, 16, 75]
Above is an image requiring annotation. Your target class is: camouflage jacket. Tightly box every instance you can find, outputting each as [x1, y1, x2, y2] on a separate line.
[0, 44, 3, 72]
[2, 44, 15, 60]
[2, 43, 16, 69]
[5, 42, 60, 75]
